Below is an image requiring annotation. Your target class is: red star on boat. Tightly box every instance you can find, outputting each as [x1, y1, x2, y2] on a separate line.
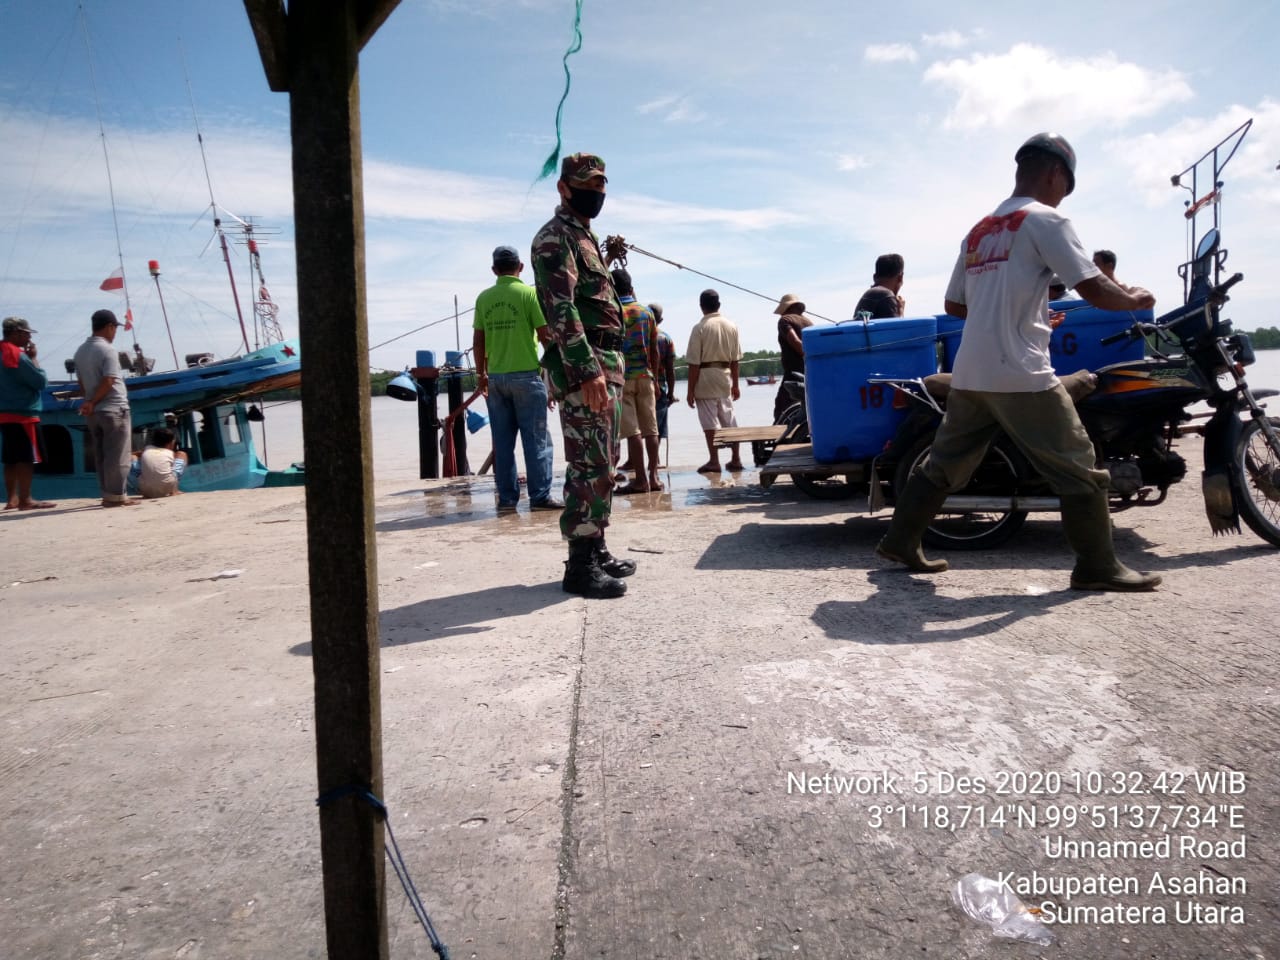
[281, 344, 296, 357]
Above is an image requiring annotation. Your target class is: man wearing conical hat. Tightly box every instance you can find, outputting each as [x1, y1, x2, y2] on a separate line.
[772, 293, 812, 422]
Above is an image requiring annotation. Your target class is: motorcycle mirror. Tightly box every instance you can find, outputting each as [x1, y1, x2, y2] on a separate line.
[1195, 227, 1220, 261]
[1192, 227, 1220, 286]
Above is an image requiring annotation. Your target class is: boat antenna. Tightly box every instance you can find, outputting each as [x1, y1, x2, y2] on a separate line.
[246, 223, 285, 347]
[148, 259, 181, 370]
[79, 2, 141, 356]
[182, 40, 252, 355]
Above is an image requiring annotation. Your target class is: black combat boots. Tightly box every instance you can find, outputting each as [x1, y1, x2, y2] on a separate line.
[595, 539, 636, 578]
[563, 538, 627, 598]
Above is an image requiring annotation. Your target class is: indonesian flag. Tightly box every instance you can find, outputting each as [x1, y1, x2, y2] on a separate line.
[99, 268, 124, 292]
[124, 308, 134, 331]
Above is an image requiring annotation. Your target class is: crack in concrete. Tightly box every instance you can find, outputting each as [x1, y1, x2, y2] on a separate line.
[551, 604, 589, 960]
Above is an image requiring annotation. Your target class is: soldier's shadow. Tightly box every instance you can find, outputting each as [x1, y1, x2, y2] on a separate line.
[813, 566, 1082, 645]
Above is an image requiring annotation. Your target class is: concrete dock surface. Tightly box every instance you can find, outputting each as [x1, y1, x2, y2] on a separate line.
[2, 454, 1277, 959]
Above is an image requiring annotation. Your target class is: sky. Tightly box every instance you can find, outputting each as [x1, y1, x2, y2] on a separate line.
[1, 0, 1278, 374]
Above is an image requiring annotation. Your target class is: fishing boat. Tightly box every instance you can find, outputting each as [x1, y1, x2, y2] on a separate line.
[746, 373, 777, 386]
[35, 339, 303, 498]
[21, 7, 305, 500]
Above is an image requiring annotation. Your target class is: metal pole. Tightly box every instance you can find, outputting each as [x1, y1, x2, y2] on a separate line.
[148, 261, 181, 371]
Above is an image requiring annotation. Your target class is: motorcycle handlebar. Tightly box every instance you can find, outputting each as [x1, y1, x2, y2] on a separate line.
[1099, 328, 1139, 347]
[1212, 272, 1244, 299]
[1099, 272, 1244, 346]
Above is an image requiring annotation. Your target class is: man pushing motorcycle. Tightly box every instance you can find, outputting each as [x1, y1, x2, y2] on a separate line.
[876, 132, 1163, 591]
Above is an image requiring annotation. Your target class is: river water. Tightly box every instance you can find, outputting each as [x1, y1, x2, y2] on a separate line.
[252, 379, 787, 479]
[251, 350, 1280, 482]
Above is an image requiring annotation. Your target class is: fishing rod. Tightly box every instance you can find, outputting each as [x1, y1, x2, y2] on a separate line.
[604, 235, 836, 323]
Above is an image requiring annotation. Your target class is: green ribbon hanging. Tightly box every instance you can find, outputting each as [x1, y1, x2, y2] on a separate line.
[538, 0, 584, 181]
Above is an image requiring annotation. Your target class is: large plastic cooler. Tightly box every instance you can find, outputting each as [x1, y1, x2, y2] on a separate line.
[936, 303, 1151, 374]
[802, 316, 938, 463]
[936, 313, 965, 371]
[1048, 300, 1150, 373]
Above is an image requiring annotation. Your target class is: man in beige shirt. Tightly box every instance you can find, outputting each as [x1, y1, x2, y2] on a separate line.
[685, 289, 744, 473]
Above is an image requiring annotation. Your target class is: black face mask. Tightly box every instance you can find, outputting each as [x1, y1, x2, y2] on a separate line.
[566, 186, 605, 219]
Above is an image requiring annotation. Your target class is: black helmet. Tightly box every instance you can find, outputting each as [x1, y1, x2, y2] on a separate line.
[1015, 132, 1076, 195]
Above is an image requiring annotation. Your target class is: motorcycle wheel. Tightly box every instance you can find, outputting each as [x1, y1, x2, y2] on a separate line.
[775, 401, 810, 444]
[1234, 415, 1280, 547]
[894, 434, 1028, 550]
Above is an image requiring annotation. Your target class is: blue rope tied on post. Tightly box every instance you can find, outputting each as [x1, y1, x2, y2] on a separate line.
[538, 0, 584, 181]
[316, 785, 450, 959]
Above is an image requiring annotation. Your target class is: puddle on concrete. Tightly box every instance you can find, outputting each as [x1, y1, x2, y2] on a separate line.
[378, 468, 773, 527]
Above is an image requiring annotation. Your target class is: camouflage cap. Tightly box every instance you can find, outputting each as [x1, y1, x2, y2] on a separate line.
[3, 316, 36, 335]
[560, 153, 607, 185]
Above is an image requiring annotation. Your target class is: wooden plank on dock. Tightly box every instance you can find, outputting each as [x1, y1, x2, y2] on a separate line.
[713, 424, 786, 446]
[759, 443, 869, 481]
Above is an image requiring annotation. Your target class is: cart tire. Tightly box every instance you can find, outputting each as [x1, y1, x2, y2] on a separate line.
[751, 439, 773, 467]
[793, 472, 862, 500]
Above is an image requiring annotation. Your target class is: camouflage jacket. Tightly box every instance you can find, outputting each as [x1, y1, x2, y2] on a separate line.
[531, 204, 625, 389]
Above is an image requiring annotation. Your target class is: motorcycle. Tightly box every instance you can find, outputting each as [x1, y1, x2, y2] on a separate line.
[886, 118, 1280, 550]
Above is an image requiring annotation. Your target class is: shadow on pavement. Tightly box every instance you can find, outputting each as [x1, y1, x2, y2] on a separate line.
[694, 509, 1264, 573]
[813, 567, 1079, 645]
[287, 582, 567, 655]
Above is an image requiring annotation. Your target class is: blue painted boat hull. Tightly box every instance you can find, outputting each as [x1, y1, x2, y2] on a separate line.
[33, 340, 303, 499]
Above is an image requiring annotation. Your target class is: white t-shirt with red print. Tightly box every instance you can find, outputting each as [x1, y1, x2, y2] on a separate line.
[945, 196, 1100, 392]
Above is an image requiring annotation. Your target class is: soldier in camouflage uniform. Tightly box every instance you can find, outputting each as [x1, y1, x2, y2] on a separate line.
[531, 152, 636, 598]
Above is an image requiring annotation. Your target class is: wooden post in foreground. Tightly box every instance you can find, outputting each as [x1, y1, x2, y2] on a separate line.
[243, 1, 403, 957]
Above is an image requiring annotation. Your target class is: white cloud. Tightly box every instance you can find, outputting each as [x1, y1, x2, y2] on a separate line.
[921, 30, 969, 49]
[923, 43, 1193, 132]
[637, 94, 678, 115]
[864, 43, 918, 64]
[636, 93, 706, 124]
[1109, 100, 1280, 209]
[617, 195, 803, 232]
[836, 154, 870, 172]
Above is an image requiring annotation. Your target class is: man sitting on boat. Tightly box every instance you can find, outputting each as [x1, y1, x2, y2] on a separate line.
[129, 426, 187, 499]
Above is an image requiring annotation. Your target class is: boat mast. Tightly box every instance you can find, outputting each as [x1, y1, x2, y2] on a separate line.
[79, 2, 143, 364]
[247, 227, 285, 347]
[148, 260, 181, 370]
[183, 48, 252, 355]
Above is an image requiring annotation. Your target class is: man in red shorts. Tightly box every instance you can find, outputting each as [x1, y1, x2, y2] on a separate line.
[0, 316, 55, 510]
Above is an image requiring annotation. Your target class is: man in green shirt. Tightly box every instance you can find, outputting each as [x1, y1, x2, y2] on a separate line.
[473, 245, 561, 512]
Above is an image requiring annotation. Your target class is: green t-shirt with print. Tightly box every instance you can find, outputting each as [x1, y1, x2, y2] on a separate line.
[473, 275, 546, 374]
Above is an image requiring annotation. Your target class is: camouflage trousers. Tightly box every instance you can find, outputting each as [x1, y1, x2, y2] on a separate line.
[558, 381, 621, 541]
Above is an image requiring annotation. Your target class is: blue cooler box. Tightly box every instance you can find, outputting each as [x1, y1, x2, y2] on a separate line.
[936, 313, 965, 372]
[803, 316, 938, 463]
[937, 304, 1150, 375]
[1049, 300, 1150, 374]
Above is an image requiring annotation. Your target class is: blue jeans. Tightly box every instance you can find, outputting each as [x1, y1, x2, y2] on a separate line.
[486, 370, 554, 504]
